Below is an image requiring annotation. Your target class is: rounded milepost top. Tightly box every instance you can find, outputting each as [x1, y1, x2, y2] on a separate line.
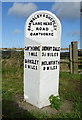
[25, 10, 61, 42]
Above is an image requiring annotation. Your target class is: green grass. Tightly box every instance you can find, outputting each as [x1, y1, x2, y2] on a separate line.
[59, 72, 81, 119]
[51, 112, 81, 118]
[2, 52, 81, 119]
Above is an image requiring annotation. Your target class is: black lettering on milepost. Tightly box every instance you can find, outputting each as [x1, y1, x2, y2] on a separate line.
[25, 64, 27, 68]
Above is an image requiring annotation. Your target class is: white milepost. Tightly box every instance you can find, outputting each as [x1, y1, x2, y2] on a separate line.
[24, 10, 61, 108]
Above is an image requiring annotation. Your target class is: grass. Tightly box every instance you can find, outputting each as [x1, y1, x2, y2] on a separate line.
[2, 51, 81, 119]
[59, 72, 81, 119]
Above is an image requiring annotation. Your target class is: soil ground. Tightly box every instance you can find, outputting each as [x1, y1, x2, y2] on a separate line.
[15, 94, 73, 116]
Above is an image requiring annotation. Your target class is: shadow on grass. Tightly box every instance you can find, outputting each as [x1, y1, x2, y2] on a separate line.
[2, 100, 36, 119]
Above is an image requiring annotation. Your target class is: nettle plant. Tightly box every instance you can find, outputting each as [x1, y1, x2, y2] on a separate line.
[49, 95, 62, 110]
